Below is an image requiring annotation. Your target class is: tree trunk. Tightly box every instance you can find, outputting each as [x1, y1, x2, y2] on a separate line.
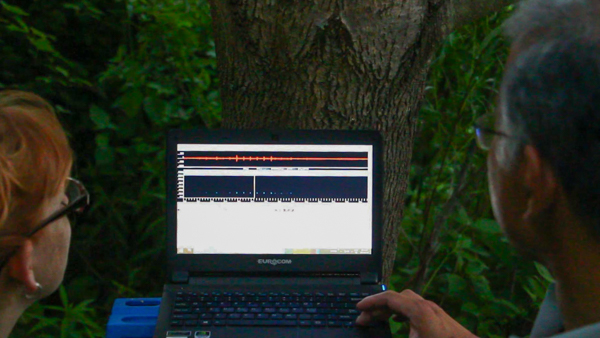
[207, 0, 509, 284]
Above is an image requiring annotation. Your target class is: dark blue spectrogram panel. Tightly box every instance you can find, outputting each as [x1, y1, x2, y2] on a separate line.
[255, 176, 367, 199]
[184, 176, 254, 198]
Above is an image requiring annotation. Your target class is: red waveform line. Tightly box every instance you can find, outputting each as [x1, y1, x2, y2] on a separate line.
[183, 155, 367, 162]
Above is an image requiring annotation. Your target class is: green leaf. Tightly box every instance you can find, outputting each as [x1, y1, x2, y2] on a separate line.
[95, 133, 115, 166]
[143, 94, 168, 123]
[472, 218, 502, 234]
[447, 273, 468, 295]
[89, 105, 116, 130]
[471, 275, 493, 299]
[29, 37, 55, 53]
[115, 89, 144, 117]
[534, 261, 555, 283]
[1, 1, 29, 16]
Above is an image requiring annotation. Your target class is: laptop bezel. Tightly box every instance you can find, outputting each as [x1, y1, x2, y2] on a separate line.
[166, 129, 383, 279]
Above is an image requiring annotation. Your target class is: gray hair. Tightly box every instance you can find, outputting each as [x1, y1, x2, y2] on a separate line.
[504, 0, 600, 46]
[500, 0, 600, 234]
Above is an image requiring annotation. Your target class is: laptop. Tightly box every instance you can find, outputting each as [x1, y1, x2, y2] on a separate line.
[153, 129, 392, 338]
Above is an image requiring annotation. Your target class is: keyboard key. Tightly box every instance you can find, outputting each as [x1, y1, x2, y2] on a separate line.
[174, 308, 191, 314]
[242, 314, 255, 319]
[299, 314, 311, 320]
[299, 320, 311, 326]
[198, 320, 211, 326]
[228, 313, 241, 319]
[284, 314, 297, 320]
[184, 320, 198, 326]
[257, 313, 270, 319]
[215, 313, 227, 319]
[173, 314, 198, 320]
[328, 321, 342, 327]
[313, 320, 326, 327]
[214, 320, 226, 326]
[227, 320, 297, 326]
[170, 320, 183, 327]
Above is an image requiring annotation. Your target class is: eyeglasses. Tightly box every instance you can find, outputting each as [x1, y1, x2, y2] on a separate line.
[0, 178, 89, 270]
[25, 178, 90, 237]
[474, 113, 512, 150]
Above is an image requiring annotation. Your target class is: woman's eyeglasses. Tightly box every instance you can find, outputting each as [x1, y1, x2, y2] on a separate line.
[25, 177, 90, 237]
[0, 178, 89, 270]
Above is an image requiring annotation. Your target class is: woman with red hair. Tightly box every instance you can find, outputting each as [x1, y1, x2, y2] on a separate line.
[0, 90, 89, 337]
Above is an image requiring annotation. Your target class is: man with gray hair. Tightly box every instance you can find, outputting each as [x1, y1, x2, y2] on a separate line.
[356, 0, 600, 337]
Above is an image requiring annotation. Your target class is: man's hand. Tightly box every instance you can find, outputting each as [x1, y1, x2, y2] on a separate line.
[356, 290, 478, 338]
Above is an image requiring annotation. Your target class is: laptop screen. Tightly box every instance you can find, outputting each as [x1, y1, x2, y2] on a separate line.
[176, 143, 373, 255]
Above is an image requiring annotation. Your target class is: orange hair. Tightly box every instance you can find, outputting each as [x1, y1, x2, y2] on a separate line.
[0, 90, 73, 238]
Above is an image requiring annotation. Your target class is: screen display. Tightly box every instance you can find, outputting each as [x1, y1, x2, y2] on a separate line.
[176, 144, 373, 255]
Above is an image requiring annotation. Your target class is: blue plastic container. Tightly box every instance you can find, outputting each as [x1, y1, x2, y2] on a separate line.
[106, 298, 161, 338]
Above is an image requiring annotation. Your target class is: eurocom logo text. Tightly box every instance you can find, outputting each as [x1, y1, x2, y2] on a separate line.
[257, 259, 292, 266]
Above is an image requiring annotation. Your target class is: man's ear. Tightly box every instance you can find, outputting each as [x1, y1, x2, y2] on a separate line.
[6, 239, 38, 294]
[522, 145, 558, 222]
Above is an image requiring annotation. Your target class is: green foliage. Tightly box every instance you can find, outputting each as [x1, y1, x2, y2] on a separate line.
[393, 7, 550, 338]
[2, 0, 219, 336]
[11, 286, 103, 337]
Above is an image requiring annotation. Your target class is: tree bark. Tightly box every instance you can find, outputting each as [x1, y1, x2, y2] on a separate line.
[208, 0, 511, 284]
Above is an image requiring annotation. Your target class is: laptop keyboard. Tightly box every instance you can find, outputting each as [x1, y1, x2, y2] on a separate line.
[170, 290, 374, 329]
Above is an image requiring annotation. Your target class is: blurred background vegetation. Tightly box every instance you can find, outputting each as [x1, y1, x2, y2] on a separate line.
[0, 1, 551, 337]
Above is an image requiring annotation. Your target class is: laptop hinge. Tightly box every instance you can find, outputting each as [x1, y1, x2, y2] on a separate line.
[172, 271, 189, 284]
[360, 272, 378, 285]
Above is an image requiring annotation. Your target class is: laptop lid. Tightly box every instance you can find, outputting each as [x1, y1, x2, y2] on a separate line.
[166, 129, 383, 281]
